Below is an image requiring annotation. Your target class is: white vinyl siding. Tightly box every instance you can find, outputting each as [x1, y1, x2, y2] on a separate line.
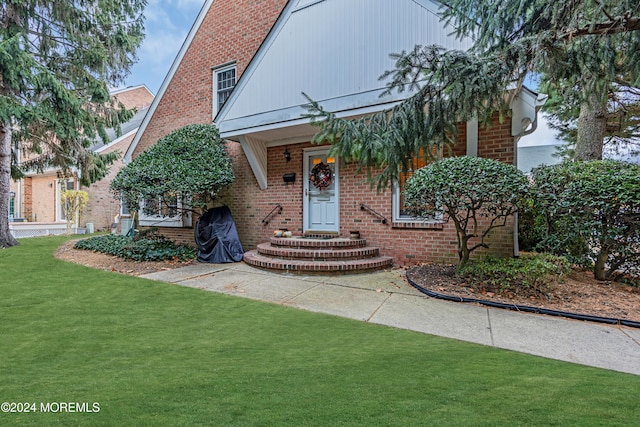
[218, 0, 472, 135]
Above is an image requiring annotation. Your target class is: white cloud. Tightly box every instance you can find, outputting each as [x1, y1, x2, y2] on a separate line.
[124, 0, 203, 92]
[143, 0, 179, 31]
[139, 28, 188, 66]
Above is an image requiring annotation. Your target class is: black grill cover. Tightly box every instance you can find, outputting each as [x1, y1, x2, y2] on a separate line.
[195, 206, 244, 263]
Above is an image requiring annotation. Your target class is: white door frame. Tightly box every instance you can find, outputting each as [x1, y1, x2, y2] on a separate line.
[303, 147, 340, 234]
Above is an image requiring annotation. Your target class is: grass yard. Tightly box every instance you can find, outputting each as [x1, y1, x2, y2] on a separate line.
[1, 236, 639, 426]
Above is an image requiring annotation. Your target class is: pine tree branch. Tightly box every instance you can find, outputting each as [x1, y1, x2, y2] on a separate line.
[561, 16, 640, 39]
[593, 0, 617, 22]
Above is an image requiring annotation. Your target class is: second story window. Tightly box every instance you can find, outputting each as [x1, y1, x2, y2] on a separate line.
[214, 63, 236, 116]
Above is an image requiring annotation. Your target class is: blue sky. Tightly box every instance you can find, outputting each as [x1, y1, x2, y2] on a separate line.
[119, 0, 205, 94]
[117, 0, 560, 147]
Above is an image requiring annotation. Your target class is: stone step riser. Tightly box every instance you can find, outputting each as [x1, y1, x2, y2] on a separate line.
[246, 236, 394, 274]
[256, 243, 380, 261]
[270, 236, 367, 250]
[243, 250, 394, 274]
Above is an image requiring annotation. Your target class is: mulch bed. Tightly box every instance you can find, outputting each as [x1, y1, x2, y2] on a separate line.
[406, 263, 640, 323]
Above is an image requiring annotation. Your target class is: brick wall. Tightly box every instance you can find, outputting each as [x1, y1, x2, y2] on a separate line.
[156, 227, 195, 247]
[131, 0, 288, 158]
[202, 141, 297, 251]
[477, 115, 514, 163]
[22, 177, 32, 221]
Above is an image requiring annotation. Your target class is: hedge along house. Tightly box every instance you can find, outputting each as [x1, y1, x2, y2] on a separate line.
[214, 0, 546, 272]
[126, 0, 546, 272]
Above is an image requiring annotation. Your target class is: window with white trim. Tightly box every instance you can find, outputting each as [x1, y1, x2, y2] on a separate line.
[392, 150, 443, 225]
[213, 63, 236, 118]
[9, 192, 15, 220]
[138, 193, 191, 227]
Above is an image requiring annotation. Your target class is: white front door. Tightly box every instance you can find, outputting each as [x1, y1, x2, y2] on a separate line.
[303, 148, 339, 234]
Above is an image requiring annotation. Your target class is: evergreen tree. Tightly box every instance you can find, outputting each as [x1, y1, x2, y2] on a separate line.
[0, 0, 145, 247]
[305, 0, 640, 186]
[541, 73, 640, 159]
[447, 0, 639, 161]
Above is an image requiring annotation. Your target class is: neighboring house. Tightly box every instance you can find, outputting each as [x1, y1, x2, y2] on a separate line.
[126, 0, 546, 269]
[83, 85, 155, 231]
[9, 85, 154, 236]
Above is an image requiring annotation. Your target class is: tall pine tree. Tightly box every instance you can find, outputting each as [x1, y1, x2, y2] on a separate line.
[1, 0, 145, 247]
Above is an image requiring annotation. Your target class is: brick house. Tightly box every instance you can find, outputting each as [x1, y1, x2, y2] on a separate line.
[126, 0, 546, 271]
[9, 85, 153, 236]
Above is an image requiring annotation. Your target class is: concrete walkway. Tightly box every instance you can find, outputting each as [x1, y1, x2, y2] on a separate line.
[141, 262, 640, 376]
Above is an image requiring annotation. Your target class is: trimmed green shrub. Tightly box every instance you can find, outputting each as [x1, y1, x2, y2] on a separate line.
[74, 233, 195, 262]
[517, 196, 547, 252]
[404, 156, 529, 269]
[111, 124, 234, 216]
[531, 160, 640, 280]
[458, 253, 571, 296]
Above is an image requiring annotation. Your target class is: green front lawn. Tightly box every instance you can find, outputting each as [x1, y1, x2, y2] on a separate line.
[1, 236, 638, 426]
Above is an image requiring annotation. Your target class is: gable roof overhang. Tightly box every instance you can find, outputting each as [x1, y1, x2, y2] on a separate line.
[229, 83, 547, 190]
[219, 88, 408, 142]
[223, 90, 410, 190]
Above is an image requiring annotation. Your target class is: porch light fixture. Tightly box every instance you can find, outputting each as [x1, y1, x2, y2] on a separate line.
[10, 191, 15, 198]
[283, 148, 291, 162]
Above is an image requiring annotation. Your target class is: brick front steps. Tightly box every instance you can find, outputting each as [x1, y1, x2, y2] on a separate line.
[243, 236, 393, 274]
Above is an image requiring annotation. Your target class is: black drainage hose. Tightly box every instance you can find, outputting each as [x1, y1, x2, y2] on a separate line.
[405, 272, 640, 329]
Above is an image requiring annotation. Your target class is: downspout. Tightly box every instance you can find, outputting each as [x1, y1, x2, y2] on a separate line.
[510, 88, 547, 258]
[512, 119, 538, 258]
